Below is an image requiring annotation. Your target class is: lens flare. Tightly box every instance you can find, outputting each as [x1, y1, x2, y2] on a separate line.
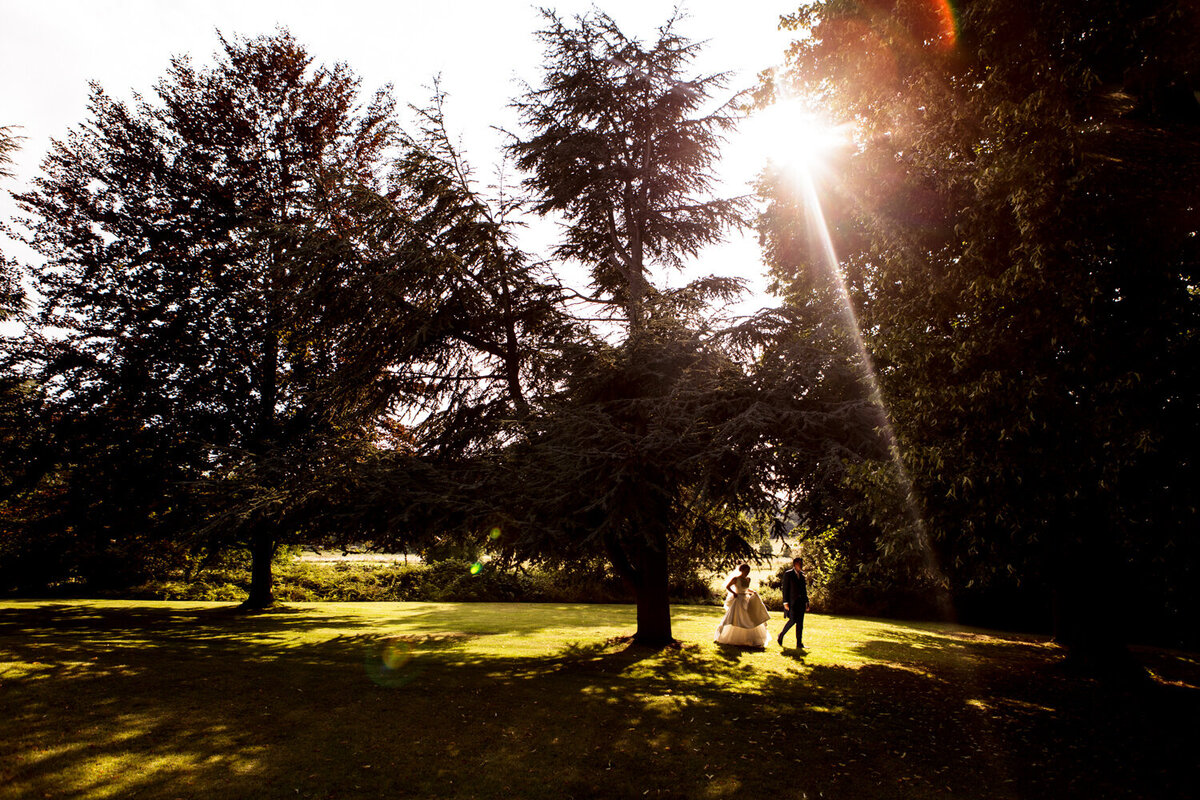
[488, 527, 501, 540]
[364, 637, 420, 688]
[470, 562, 484, 576]
[932, 0, 959, 50]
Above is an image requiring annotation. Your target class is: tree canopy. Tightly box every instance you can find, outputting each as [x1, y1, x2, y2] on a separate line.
[0, 124, 23, 322]
[3, 5, 1193, 658]
[485, 10, 887, 644]
[760, 0, 1200, 657]
[8, 32, 406, 599]
[509, 9, 747, 330]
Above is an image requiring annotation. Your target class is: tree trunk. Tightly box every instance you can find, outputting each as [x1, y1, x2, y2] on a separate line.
[604, 530, 674, 647]
[1051, 511, 1144, 681]
[497, 257, 530, 420]
[242, 527, 276, 609]
[242, 304, 281, 611]
[631, 539, 673, 647]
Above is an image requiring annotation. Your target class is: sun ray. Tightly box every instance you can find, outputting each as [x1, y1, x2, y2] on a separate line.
[785, 121, 952, 614]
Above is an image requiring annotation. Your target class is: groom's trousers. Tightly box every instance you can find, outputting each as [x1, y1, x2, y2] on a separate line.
[779, 607, 805, 645]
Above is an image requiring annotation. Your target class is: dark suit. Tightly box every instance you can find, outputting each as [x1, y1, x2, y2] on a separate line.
[779, 567, 808, 647]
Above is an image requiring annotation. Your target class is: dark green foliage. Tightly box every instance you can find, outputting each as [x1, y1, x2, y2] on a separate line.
[510, 9, 747, 327]
[3, 19, 889, 635]
[0, 126, 22, 323]
[269, 94, 578, 563]
[380, 89, 575, 448]
[82, 553, 715, 606]
[762, 1, 1200, 652]
[8, 32, 402, 603]
[0, 125, 18, 178]
[490, 10, 888, 645]
[479, 298, 886, 644]
[0, 125, 35, 515]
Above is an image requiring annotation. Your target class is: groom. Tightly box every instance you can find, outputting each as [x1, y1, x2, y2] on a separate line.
[778, 557, 809, 649]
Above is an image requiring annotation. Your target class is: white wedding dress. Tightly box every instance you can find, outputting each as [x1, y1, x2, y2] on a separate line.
[714, 575, 771, 647]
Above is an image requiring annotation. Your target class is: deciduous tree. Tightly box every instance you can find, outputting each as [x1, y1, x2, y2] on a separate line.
[761, 0, 1200, 660]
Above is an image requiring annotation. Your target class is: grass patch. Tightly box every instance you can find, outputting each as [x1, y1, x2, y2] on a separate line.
[0, 601, 1195, 799]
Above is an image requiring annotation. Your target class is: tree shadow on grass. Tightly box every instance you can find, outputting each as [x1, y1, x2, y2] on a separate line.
[0, 603, 1196, 800]
[0, 602, 378, 639]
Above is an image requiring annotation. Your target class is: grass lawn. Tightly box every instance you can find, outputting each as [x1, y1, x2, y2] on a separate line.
[0, 601, 1195, 799]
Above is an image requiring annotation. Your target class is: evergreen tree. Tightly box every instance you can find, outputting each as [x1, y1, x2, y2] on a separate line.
[0, 124, 23, 322]
[313, 90, 578, 558]
[12, 31, 402, 603]
[510, 10, 745, 333]
[501, 11, 884, 645]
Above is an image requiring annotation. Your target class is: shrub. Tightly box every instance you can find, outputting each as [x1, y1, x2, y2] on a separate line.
[757, 585, 783, 612]
[34, 549, 721, 606]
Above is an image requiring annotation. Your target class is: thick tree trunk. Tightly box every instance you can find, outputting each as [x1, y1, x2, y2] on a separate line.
[631, 539, 673, 647]
[242, 528, 276, 609]
[604, 530, 674, 647]
[242, 308, 281, 611]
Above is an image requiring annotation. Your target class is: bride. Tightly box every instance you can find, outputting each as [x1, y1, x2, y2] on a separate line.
[714, 564, 771, 647]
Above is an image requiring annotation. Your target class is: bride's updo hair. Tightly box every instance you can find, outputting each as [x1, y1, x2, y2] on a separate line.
[738, 563, 750, 573]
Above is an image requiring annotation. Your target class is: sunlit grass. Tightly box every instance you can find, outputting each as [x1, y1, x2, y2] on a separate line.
[0, 600, 1194, 799]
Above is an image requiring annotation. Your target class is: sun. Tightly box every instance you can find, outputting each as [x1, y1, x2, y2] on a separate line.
[740, 97, 853, 177]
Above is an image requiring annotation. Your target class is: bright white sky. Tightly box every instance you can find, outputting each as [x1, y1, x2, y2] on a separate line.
[1, 0, 806, 311]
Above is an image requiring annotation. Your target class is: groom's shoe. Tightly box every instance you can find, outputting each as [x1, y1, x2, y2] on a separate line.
[777, 633, 785, 647]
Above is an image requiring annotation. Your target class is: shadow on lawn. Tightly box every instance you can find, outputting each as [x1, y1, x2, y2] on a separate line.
[0, 602, 382, 644]
[0, 600, 616, 666]
[0, 604, 1197, 800]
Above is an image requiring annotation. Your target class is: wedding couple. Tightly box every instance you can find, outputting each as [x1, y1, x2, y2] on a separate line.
[713, 558, 809, 649]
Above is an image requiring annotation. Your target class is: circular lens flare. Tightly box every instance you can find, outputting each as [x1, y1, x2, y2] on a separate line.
[365, 637, 420, 688]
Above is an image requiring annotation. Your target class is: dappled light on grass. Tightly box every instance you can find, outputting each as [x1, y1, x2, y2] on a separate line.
[9, 702, 269, 800]
[0, 600, 1195, 799]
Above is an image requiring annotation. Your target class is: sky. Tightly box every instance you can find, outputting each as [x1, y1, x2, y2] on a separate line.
[1, 0, 808, 308]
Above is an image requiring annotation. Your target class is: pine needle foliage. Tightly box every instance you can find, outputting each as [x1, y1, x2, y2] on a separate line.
[510, 9, 748, 329]
[490, 11, 885, 645]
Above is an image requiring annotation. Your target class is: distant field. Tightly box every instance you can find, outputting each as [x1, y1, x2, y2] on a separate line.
[291, 549, 418, 564]
[0, 600, 1195, 799]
